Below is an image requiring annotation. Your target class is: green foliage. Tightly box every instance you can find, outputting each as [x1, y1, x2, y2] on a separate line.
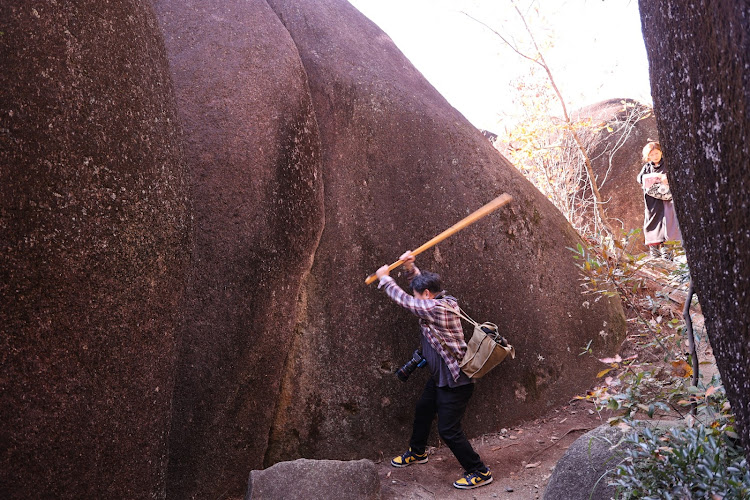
[570, 233, 749, 498]
[613, 425, 750, 499]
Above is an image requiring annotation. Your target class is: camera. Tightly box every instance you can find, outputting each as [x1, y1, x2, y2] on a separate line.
[396, 349, 427, 382]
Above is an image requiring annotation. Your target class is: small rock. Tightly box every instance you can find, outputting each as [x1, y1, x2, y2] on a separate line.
[505, 487, 514, 492]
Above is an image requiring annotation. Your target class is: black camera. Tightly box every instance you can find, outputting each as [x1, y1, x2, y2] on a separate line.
[396, 349, 427, 382]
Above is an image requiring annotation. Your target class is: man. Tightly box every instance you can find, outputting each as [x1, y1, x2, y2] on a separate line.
[375, 251, 492, 490]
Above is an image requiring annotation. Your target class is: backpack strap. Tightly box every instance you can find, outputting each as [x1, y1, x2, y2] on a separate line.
[436, 300, 478, 327]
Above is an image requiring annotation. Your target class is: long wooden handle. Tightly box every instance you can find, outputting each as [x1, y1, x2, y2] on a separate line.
[365, 193, 512, 285]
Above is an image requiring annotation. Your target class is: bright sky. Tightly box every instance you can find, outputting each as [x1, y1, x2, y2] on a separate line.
[348, 0, 652, 133]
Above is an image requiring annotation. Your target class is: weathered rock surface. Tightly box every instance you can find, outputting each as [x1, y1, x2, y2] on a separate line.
[262, 0, 625, 470]
[639, 0, 750, 460]
[543, 425, 625, 500]
[2, 0, 632, 498]
[152, 0, 325, 498]
[0, 1, 189, 498]
[571, 99, 659, 251]
[247, 459, 380, 500]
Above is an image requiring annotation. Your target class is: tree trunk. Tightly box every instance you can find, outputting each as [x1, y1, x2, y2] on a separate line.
[639, 0, 750, 459]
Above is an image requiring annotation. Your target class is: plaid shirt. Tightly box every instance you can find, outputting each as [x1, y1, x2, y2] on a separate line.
[379, 266, 467, 382]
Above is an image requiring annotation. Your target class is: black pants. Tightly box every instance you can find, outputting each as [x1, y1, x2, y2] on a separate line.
[409, 378, 485, 473]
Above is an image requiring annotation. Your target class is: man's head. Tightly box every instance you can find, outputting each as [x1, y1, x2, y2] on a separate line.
[410, 271, 442, 299]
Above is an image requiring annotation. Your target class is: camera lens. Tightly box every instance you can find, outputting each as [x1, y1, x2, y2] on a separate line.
[396, 350, 424, 382]
[396, 358, 418, 382]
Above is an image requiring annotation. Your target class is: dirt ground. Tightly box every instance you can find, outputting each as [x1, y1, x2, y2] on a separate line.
[378, 398, 612, 500]
[377, 257, 713, 500]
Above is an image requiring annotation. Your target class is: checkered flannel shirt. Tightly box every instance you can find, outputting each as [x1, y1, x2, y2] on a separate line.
[378, 265, 467, 382]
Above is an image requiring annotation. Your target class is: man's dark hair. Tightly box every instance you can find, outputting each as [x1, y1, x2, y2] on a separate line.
[410, 271, 442, 294]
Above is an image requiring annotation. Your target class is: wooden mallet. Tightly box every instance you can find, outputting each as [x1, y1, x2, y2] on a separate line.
[365, 193, 513, 285]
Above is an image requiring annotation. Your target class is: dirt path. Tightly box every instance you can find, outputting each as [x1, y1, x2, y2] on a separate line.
[378, 398, 611, 499]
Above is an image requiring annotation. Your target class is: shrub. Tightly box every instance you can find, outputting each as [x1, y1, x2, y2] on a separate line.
[612, 425, 750, 499]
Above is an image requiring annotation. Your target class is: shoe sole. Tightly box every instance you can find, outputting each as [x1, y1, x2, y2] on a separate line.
[390, 457, 428, 468]
[453, 476, 493, 489]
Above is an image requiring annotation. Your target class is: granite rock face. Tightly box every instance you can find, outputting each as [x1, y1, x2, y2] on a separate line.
[0, 1, 189, 498]
[2, 1, 632, 498]
[152, 0, 325, 498]
[261, 0, 625, 471]
[571, 99, 659, 251]
[639, 0, 750, 460]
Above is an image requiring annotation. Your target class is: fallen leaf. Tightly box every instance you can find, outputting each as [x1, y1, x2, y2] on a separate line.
[598, 355, 622, 364]
[671, 360, 693, 378]
[526, 461, 542, 468]
[617, 422, 632, 432]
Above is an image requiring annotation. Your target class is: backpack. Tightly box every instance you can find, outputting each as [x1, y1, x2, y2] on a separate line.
[436, 303, 516, 379]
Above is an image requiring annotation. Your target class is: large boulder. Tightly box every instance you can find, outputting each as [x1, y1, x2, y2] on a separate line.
[246, 459, 380, 500]
[152, 0, 325, 498]
[544, 421, 689, 500]
[150, 0, 626, 496]
[571, 99, 659, 251]
[0, 1, 189, 498]
[639, 0, 750, 459]
[543, 425, 625, 500]
[262, 0, 625, 467]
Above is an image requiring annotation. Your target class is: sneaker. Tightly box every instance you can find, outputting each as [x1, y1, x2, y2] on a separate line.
[390, 448, 428, 467]
[453, 468, 493, 489]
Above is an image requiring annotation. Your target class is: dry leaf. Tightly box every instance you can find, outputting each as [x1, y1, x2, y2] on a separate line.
[598, 355, 622, 364]
[670, 360, 693, 378]
[526, 461, 542, 469]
